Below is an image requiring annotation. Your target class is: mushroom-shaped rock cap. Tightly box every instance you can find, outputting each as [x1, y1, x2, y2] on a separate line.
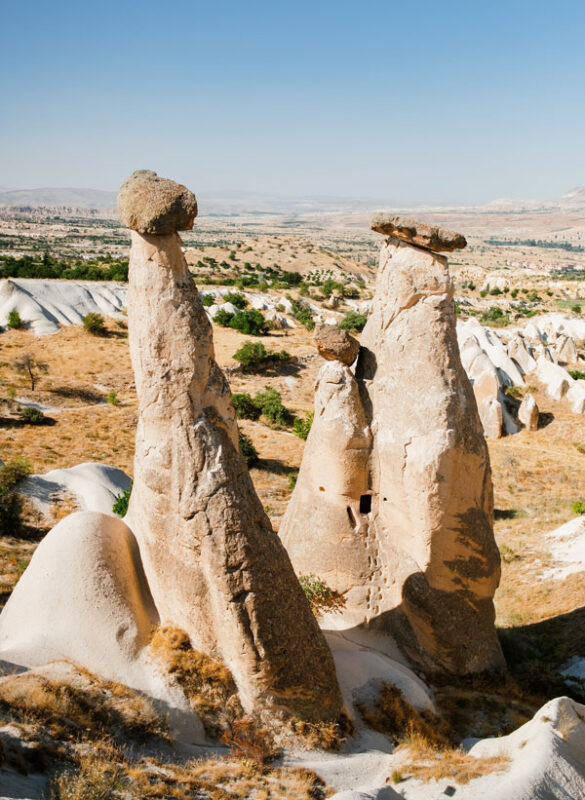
[370, 213, 466, 252]
[314, 323, 360, 365]
[117, 170, 198, 234]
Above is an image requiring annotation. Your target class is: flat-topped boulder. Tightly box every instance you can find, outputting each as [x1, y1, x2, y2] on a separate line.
[117, 170, 198, 234]
[314, 323, 360, 365]
[370, 213, 467, 252]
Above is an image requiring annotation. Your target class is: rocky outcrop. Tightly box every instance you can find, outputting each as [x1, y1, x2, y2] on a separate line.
[281, 220, 504, 675]
[0, 512, 162, 696]
[123, 174, 341, 720]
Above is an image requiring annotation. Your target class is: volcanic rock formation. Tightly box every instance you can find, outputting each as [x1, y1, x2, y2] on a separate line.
[122, 171, 341, 719]
[280, 216, 504, 675]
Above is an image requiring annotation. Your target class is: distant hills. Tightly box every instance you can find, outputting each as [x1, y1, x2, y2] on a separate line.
[1, 185, 584, 216]
[0, 187, 117, 208]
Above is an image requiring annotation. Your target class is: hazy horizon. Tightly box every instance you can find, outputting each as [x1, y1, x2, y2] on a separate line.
[2, 0, 585, 206]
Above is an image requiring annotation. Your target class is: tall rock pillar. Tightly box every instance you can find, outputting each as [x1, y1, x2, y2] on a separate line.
[119, 170, 342, 720]
[280, 215, 504, 675]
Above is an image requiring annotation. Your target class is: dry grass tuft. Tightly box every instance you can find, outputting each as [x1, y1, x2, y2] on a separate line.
[290, 709, 354, 751]
[359, 683, 452, 749]
[395, 743, 510, 785]
[150, 625, 243, 739]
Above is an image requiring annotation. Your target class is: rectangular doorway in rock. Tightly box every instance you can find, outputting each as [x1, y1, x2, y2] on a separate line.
[360, 494, 372, 514]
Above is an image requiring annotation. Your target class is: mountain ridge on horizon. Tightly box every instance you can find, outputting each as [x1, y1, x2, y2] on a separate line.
[1, 184, 584, 216]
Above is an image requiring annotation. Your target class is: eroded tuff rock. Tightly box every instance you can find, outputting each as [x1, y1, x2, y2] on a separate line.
[369, 214, 467, 252]
[313, 323, 360, 365]
[281, 230, 504, 675]
[118, 170, 198, 234]
[518, 392, 539, 431]
[0, 512, 161, 695]
[123, 184, 341, 720]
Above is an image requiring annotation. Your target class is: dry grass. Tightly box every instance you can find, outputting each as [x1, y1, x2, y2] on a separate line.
[289, 711, 353, 752]
[358, 683, 452, 749]
[49, 749, 330, 800]
[150, 626, 244, 740]
[394, 741, 510, 785]
[358, 683, 511, 786]
[0, 667, 169, 744]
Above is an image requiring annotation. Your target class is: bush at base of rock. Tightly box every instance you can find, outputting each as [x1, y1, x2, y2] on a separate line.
[293, 412, 313, 440]
[223, 291, 248, 309]
[82, 313, 107, 336]
[0, 456, 31, 535]
[113, 485, 132, 517]
[7, 309, 24, 329]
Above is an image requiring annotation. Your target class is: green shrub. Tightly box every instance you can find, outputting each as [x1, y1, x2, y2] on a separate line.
[7, 309, 23, 329]
[510, 288, 519, 298]
[232, 341, 291, 372]
[230, 309, 269, 336]
[293, 412, 313, 440]
[288, 473, 298, 491]
[298, 574, 344, 616]
[18, 406, 45, 424]
[504, 386, 523, 400]
[572, 304, 582, 315]
[82, 313, 106, 336]
[480, 306, 510, 326]
[254, 387, 293, 427]
[107, 391, 119, 405]
[572, 500, 585, 515]
[290, 299, 315, 331]
[232, 393, 261, 420]
[339, 311, 367, 332]
[201, 294, 214, 307]
[214, 308, 234, 327]
[113, 484, 132, 517]
[569, 370, 585, 381]
[233, 341, 268, 371]
[238, 432, 259, 467]
[0, 457, 31, 536]
[223, 292, 248, 310]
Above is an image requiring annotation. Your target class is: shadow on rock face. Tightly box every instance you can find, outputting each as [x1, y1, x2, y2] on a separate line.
[363, 570, 506, 677]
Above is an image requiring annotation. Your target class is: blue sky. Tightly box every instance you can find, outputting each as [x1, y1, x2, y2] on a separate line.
[1, 0, 584, 204]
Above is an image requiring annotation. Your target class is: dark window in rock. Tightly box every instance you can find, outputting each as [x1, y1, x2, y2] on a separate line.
[360, 494, 372, 514]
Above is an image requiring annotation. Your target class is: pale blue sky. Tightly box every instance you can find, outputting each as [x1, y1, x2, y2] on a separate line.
[1, 0, 584, 204]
